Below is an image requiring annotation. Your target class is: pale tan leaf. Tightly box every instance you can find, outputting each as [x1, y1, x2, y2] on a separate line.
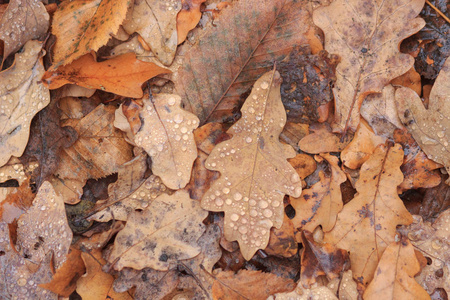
[299, 123, 350, 154]
[134, 94, 199, 190]
[201, 70, 302, 260]
[313, 0, 425, 133]
[269, 282, 338, 300]
[324, 143, 413, 284]
[109, 190, 207, 271]
[395, 57, 450, 184]
[338, 270, 358, 300]
[0, 40, 50, 167]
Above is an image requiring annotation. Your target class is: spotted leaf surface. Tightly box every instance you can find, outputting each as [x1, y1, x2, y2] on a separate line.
[201, 70, 302, 260]
[134, 94, 199, 190]
[51, 0, 130, 68]
[0, 40, 50, 168]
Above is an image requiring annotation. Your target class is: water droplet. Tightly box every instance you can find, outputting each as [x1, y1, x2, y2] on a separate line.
[225, 198, 232, 205]
[234, 192, 242, 200]
[168, 97, 176, 106]
[250, 209, 258, 217]
[261, 82, 269, 89]
[157, 144, 164, 151]
[263, 209, 273, 217]
[17, 278, 26, 286]
[177, 171, 182, 177]
[248, 107, 255, 114]
[174, 114, 183, 124]
[272, 200, 280, 207]
[230, 213, 239, 221]
[259, 201, 268, 209]
[291, 173, 300, 183]
[180, 127, 188, 133]
[238, 225, 248, 234]
[182, 134, 189, 140]
[246, 137, 252, 143]
[249, 199, 256, 206]
[437, 131, 445, 138]
[174, 135, 181, 141]
[222, 187, 230, 194]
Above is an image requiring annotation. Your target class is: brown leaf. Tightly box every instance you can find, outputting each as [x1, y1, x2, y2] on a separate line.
[298, 123, 350, 154]
[212, 269, 295, 300]
[324, 143, 413, 285]
[265, 214, 298, 258]
[109, 190, 208, 271]
[364, 236, 430, 300]
[76, 250, 133, 300]
[280, 122, 309, 151]
[288, 153, 317, 181]
[0, 0, 49, 62]
[391, 67, 422, 96]
[175, 0, 319, 123]
[0, 40, 50, 168]
[176, 0, 206, 44]
[0, 177, 34, 223]
[201, 70, 302, 260]
[313, 0, 425, 133]
[51, 0, 130, 67]
[42, 53, 170, 98]
[123, 0, 181, 65]
[395, 57, 450, 184]
[133, 93, 198, 190]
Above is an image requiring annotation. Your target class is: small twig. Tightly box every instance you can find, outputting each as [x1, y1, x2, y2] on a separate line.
[425, 0, 450, 24]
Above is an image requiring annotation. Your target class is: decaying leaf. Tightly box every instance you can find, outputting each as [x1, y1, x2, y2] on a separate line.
[133, 93, 199, 189]
[324, 143, 413, 284]
[313, 0, 425, 133]
[201, 70, 302, 260]
[177, 0, 206, 44]
[123, 0, 181, 65]
[0, 158, 33, 205]
[0, 0, 49, 62]
[51, 0, 130, 67]
[109, 190, 207, 271]
[175, 0, 319, 123]
[364, 236, 430, 300]
[396, 57, 450, 184]
[0, 177, 34, 223]
[0, 40, 50, 168]
[265, 215, 298, 258]
[212, 269, 295, 300]
[42, 53, 170, 98]
[299, 123, 350, 154]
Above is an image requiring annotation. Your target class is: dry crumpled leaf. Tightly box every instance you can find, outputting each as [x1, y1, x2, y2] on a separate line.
[201, 70, 302, 260]
[177, 0, 206, 44]
[291, 153, 347, 232]
[324, 143, 414, 284]
[313, 0, 425, 133]
[212, 269, 295, 300]
[51, 0, 129, 67]
[133, 93, 199, 189]
[76, 250, 133, 300]
[0, 0, 49, 62]
[123, 0, 181, 65]
[0, 40, 50, 168]
[175, 0, 319, 123]
[42, 53, 170, 98]
[299, 123, 350, 154]
[109, 190, 207, 271]
[396, 57, 450, 184]
[364, 236, 430, 300]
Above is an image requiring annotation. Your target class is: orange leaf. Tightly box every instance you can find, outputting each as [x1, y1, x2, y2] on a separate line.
[42, 53, 171, 98]
[177, 0, 206, 44]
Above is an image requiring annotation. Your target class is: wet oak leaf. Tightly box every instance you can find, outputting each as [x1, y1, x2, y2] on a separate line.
[212, 269, 296, 300]
[0, 177, 34, 223]
[51, 0, 130, 67]
[313, 0, 425, 133]
[265, 214, 298, 258]
[0, 0, 49, 62]
[109, 190, 208, 271]
[299, 123, 350, 154]
[123, 0, 181, 65]
[201, 70, 302, 260]
[176, 0, 206, 44]
[395, 57, 450, 184]
[324, 143, 414, 285]
[42, 53, 171, 98]
[0, 40, 50, 168]
[134, 93, 199, 190]
[175, 0, 320, 123]
[364, 236, 430, 300]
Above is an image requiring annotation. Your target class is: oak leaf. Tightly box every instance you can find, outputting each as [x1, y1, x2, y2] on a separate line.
[313, 0, 425, 133]
[265, 215, 298, 258]
[324, 143, 413, 284]
[109, 190, 207, 271]
[0, 177, 34, 223]
[123, 0, 181, 65]
[0, 40, 50, 168]
[175, 0, 319, 123]
[298, 123, 350, 154]
[176, 0, 206, 44]
[0, 158, 32, 205]
[134, 93, 199, 189]
[0, 0, 49, 62]
[395, 57, 450, 184]
[42, 53, 170, 98]
[51, 0, 130, 67]
[269, 282, 338, 300]
[201, 70, 302, 260]
[364, 236, 430, 300]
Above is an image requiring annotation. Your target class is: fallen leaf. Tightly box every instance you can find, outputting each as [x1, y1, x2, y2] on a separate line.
[109, 190, 207, 271]
[176, 0, 206, 44]
[313, 0, 425, 133]
[265, 215, 298, 258]
[0, 0, 49, 62]
[337, 270, 359, 300]
[123, 0, 181, 65]
[324, 143, 413, 284]
[0, 40, 50, 168]
[212, 269, 295, 300]
[364, 236, 430, 300]
[51, 0, 130, 67]
[291, 153, 347, 232]
[0, 177, 34, 223]
[201, 70, 302, 260]
[391, 67, 422, 96]
[395, 57, 450, 184]
[298, 123, 350, 154]
[288, 153, 317, 181]
[76, 250, 133, 300]
[42, 53, 170, 98]
[269, 281, 338, 300]
[175, 0, 319, 123]
[48, 176, 84, 205]
[133, 93, 199, 189]
[280, 122, 309, 151]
